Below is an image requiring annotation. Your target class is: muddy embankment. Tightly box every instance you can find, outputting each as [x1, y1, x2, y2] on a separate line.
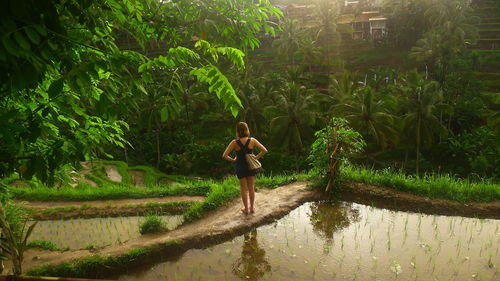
[22, 196, 205, 220]
[17, 180, 500, 276]
[341, 180, 500, 219]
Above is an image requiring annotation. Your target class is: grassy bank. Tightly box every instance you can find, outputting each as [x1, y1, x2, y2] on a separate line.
[9, 173, 306, 202]
[341, 165, 500, 202]
[26, 247, 155, 278]
[10, 182, 211, 201]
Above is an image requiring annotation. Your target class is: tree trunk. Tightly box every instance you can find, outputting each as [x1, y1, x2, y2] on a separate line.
[416, 117, 421, 176]
[124, 146, 129, 164]
[156, 127, 161, 169]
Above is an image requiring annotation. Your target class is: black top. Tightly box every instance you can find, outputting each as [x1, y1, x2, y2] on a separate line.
[234, 137, 255, 179]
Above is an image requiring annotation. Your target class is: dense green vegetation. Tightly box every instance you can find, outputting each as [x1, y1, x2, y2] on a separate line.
[1, 0, 499, 275]
[27, 240, 68, 252]
[1, 0, 498, 184]
[341, 165, 500, 202]
[0, 0, 500, 276]
[26, 247, 155, 278]
[139, 213, 167, 234]
[0, 0, 281, 184]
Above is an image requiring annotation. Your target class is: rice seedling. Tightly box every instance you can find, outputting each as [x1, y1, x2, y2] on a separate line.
[390, 260, 402, 277]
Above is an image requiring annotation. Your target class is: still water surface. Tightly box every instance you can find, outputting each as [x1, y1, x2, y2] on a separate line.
[117, 201, 499, 281]
[30, 215, 183, 249]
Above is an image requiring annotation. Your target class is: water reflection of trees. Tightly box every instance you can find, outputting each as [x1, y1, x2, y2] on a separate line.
[232, 229, 271, 281]
[308, 201, 361, 253]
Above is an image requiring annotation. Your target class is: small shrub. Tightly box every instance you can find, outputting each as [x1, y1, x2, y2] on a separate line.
[308, 117, 365, 193]
[139, 213, 166, 234]
[27, 240, 62, 251]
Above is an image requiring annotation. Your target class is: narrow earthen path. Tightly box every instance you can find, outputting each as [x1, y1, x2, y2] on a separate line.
[19, 196, 205, 210]
[21, 181, 321, 272]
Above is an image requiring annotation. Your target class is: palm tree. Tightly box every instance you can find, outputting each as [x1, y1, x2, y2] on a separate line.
[315, 71, 358, 123]
[272, 19, 305, 65]
[411, 0, 479, 84]
[266, 82, 319, 170]
[233, 64, 268, 136]
[313, 0, 341, 76]
[401, 70, 452, 175]
[329, 71, 358, 98]
[296, 35, 322, 71]
[334, 86, 398, 149]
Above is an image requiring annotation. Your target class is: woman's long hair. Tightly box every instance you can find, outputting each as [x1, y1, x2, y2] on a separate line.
[236, 122, 250, 138]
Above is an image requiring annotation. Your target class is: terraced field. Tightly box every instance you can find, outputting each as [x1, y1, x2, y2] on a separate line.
[473, 0, 500, 91]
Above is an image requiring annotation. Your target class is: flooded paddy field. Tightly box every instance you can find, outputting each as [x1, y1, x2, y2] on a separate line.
[117, 201, 499, 281]
[30, 215, 183, 249]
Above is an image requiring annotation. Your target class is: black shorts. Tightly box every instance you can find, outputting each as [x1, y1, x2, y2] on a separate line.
[235, 165, 256, 179]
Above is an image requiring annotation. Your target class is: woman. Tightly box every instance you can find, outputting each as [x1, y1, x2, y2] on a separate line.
[222, 122, 268, 214]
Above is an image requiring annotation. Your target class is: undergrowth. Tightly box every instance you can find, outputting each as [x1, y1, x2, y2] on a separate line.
[28, 240, 69, 251]
[139, 213, 167, 234]
[26, 247, 153, 278]
[184, 178, 241, 222]
[341, 165, 500, 202]
[10, 182, 211, 201]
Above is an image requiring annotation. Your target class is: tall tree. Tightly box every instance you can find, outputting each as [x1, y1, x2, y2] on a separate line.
[334, 86, 398, 149]
[0, 0, 282, 182]
[410, 0, 479, 84]
[272, 18, 305, 65]
[401, 70, 451, 175]
[313, 0, 341, 76]
[266, 82, 319, 169]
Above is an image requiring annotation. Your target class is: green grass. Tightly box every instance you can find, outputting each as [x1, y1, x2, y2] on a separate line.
[10, 181, 211, 201]
[482, 78, 500, 89]
[28, 240, 69, 251]
[255, 173, 310, 188]
[36, 201, 194, 217]
[101, 160, 132, 184]
[127, 165, 184, 186]
[139, 213, 167, 234]
[479, 28, 500, 32]
[76, 161, 187, 188]
[184, 178, 241, 222]
[40, 206, 79, 214]
[26, 247, 153, 278]
[341, 165, 500, 202]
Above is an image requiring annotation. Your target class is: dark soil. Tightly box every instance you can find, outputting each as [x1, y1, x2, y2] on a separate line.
[340, 180, 500, 219]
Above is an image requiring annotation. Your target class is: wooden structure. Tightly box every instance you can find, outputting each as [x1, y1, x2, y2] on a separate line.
[339, 11, 387, 40]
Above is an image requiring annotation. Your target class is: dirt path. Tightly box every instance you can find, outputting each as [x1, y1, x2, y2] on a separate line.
[19, 196, 205, 210]
[21, 181, 321, 273]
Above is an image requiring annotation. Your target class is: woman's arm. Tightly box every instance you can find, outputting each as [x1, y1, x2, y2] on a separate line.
[252, 138, 268, 160]
[222, 140, 237, 162]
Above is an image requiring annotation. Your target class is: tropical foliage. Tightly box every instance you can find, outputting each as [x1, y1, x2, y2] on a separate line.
[0, 0, 282, 183]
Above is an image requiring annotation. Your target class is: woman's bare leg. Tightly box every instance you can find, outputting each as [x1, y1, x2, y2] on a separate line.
[247, 176, 255, 213]
[239, 177, 249, 214]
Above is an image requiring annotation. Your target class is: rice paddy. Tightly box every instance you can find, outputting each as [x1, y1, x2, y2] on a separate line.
[29, 215, 183, 250]
[116, 201, 499, 281]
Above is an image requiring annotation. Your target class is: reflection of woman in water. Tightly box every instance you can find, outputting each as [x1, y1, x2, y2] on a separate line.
[232, 229, 271, 281]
